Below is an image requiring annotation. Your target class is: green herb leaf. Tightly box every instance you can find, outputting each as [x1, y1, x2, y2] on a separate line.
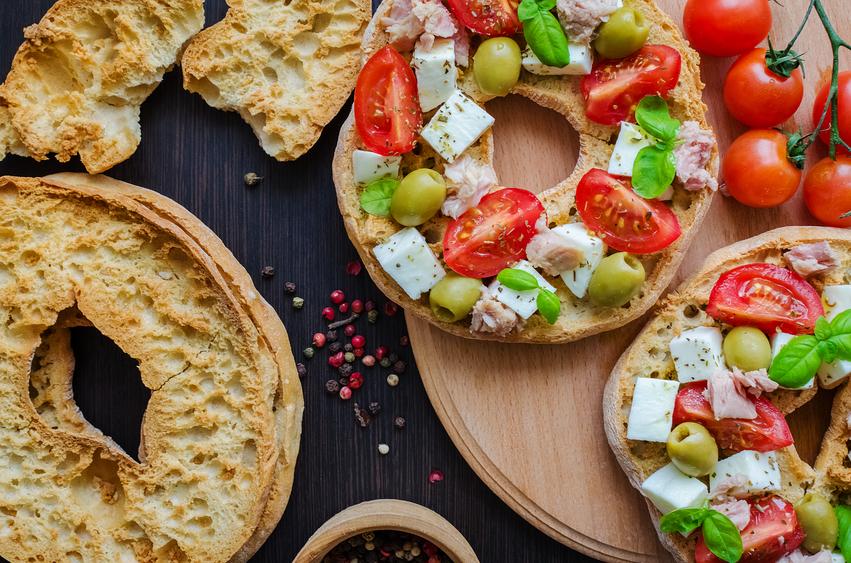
[632, 145, 677, 199]
[831, 309, 851, 334]
[829, 310, 851, 361]
[635, 96, 681, 143]
[518, 0, 570, 68]
[768, 334, 822, 388]
[816, 317, 833, 341]
[497, 268, 540, 291]
[818, 339, 839, 364]
[702, 511, 743, 563]
[836, 505, 851, 563]
[359, 178, 400, 216]
[536, 289, 561, 324]
[659, 507, 710, 535]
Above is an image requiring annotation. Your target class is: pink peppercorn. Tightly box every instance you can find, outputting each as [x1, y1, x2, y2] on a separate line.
[349, 372, 363, 389]
[346, 260, 362, 276]
[362, 355, 376, 367]
[365, 300, 376, 312]
[339, 386, 352, 400]
[338, 302, 350, 314]
[383, 302, 399, 316]
[344, 324, 356, 337]
[321, 307, 335, 321]
[428, 469, 444, 484]
[328, 351, 344, 368]
[351, 335, 365, 349]
[375, 346, 389, 361]
[354, 347, 365, 358]
[312, 332, 326, 348]
[330, 290, 345, 304]
[351, 299, 364, 314]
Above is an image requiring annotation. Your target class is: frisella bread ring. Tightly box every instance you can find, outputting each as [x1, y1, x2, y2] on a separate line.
[0, 174, 303, 562]
[333, 0, 718, 343]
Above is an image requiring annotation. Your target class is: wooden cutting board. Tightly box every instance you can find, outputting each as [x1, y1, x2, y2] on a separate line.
[407, 1, 851, 560]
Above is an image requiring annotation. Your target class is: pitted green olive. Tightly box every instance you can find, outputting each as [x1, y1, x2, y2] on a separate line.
[795, 493, 838, 553]
[429, 274, 483, 322]
[588, 253, 646, 307]
[390, 169, 446, 226]
[473, 37, 522, 97]
[593, 7, 651, 59]
[723, 326, 772, 372]
[666, 422, 718, 477]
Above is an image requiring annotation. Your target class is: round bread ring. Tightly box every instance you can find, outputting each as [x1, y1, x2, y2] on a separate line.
[0, 174, 302, 562]
[604, 226, 851, 562]
[333, 0, 717, 343]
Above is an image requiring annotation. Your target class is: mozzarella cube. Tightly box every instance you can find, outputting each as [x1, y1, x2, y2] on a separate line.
[771, 332, 814, 389]
[373, 228, 446, 300]
[709, 451, 781, 497]
[670, 327, 725, 383]
[817, 285, 851, 388]
[412, 39, 457, 112]
[641, 463, 709, 514]
[626, 378, 680, 442]
[608, 122, 654, 177]
[490, 260, 556, 320]
[521, 44, 594, 76]
[819, 360, 851, 388]
[551, 223, 606, 299]
[352, 150, 401, 186]
[832, 553, 845, 563]
[421, 90, 494, 163]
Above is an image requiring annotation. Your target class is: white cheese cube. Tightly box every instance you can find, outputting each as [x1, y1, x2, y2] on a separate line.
[626, 378, 680, 442]
[709, 451, 781, 497]
[641, 463, 709, 514]
[771, 332, 814, 389]
[373, 228, 446, 300]
[608, 122, 654, 178]
[670, 327, 726, 383]
[823, 285, 851, 321]
[352, 150, 401, 186]
[832, 553, 845, 563]
[412, 39, 457, 112]
[420, 90, 494, 163]
[551, 223, 605, 299]
[521, 44, 594, 76]
[490, 260, 556, 320]
[819, 360, 851, 388]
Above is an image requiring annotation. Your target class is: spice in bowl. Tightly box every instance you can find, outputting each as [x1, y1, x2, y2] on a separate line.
[322, 530, 452, 562]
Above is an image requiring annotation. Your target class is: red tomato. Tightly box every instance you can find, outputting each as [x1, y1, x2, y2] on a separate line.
[721, 129, 801, 208]
[683, 0, 771, 57]
[695, 497, 803, 563]
[580, 45, 682, 125]
[723, 48, 803, 128]
[445, 0, 520, 36]
[707, 263, 824, 335]
[673, 382, 793, 454]
[575, 169, 681, 254]
[812, 70, 851, 154]
[443, 188, 545, 278]
[803, 155, 851, 227]
[354, 46, 422, 156]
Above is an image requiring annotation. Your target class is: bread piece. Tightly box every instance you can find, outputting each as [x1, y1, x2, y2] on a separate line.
[0, 0, 204, 173]
[181, 0, 370, 161]
[604, 226, 851, 562]
[332, 0, 717, 343]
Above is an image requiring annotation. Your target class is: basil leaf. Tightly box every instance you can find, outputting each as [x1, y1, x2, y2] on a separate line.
[831, 334, 851, 361]
[831, 309, 851, 334]
[632, 145, 676, 199]
[836, 505, 851, 563]
[816, 316, 833, 341]
[497, 268, 540, 291]
[768, 334, 822, 388]
[635, 95, 681, 143]
[819, 339, 839, 364]
[702, 511, 743, 563]
[659, 507, 710, 535]
[518, 0, 570, 68]
[360, 178, 400, 216]
[536, 289, 560, 324]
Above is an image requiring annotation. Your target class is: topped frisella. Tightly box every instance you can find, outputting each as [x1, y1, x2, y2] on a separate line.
[333, 0, 718, 343]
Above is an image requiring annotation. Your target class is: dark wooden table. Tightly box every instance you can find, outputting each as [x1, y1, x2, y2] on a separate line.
[0, 2, 593, 561]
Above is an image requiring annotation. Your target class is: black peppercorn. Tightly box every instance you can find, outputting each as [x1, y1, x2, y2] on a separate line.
[296, 363, 307, 377]
[394, 416, 406, 429]
[260, 265, 275, 278]
[325, 380, 340, 394]
[368, 402, 382, 416]
[284, 281, 297, 294]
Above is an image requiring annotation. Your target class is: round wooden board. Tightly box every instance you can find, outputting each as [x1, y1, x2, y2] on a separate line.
[407, 1, 851, 560]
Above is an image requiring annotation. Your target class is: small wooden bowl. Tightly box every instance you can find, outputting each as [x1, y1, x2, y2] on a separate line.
[293, 499, 479, 563]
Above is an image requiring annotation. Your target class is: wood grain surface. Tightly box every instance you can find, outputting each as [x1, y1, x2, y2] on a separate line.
[407, 0, 851, 561]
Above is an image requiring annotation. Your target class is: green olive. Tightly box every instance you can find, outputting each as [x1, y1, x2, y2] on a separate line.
[429, 274, 483, 322]
[666, 422, 718, 477]
[795, 493, 838, 553]
[588, 253, 646, 308]
[592, 7, 651, 59]
[723, 326, 772, 372]
[473, 37, 522, 97]
[390, 169, 446, 227]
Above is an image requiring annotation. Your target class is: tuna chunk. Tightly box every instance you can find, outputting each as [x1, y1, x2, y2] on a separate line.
[382, 0, 463, 60]
[674, 120, 718, 192]
[784, 241, 839, 278]
[470, 285, 523, 337]
[555, 0, 620, 43]
[710, 497, 750, 531]
[526, 220, 585, 276]
[441, 155, 498, 219]
[777, 550, 834, 563]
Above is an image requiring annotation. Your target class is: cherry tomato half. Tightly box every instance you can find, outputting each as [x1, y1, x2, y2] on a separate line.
[722, 129, 801, 208]
[696, 497, 803, 563]
[445, 0, 520, 36]
[580, 45, 682, 125]
[707, 263, 824, 335]
[683, 0, 771, 57]
[803, 155, 851, 227]
[724, 48, 803, 128]
[443, 188, 545, 278]
[576, 169, 681, 254]
[813, 70, 851, 154]
[354, 46, 422, 156]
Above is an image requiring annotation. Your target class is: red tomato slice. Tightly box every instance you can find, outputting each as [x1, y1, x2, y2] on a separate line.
[696, 496, 803, 563]
[354, 46, 422, 156]
[575, 169, 681, 254]
[445, 0, 521, 36]
[580, 45, 682, 125]
[443, 188, 545, 278]
[673, 382, 793, 454]
[707, 263, 824, 335]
